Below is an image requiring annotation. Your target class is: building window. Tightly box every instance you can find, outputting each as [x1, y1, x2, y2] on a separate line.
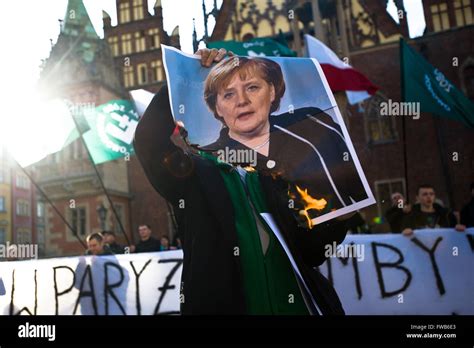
[151, 60, 163, 81]
[137, 63, 148, 85]
[148, 28, 160, 49]
[454, 0, 473, 26]
[121, 34, 133, 55]
[135, 31, 146, 52]
[71, 207, 87, 236]
[374, 179, 406, 219]
[108, 36, 120, 56]
[431, 3, 450, 31]
[0, 196, 5, 212]
[16, 229, 31, 244]
[16, 200, 30, 217]
[37, 202, 45, 218]
[16, 173, 29, 189]
[123, 66, 135, 87]
[0, 227, 5, 244]
[0, 168, 4, 183]
[119, 2, 131, 23]
[363, 93, 398, 145]
[133, 0, 144, 20]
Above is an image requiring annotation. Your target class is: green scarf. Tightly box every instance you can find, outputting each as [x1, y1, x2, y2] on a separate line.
[200, 152, 309, 315]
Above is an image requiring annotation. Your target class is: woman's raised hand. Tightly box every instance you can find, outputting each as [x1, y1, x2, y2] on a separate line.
[195, 48, 233, 67]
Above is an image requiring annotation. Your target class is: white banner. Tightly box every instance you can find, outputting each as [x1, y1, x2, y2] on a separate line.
[0, 250, 183, 315]
[319, 229, 474, 315]
[0, 229, 472, 315]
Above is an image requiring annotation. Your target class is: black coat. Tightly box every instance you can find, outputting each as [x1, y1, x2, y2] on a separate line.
[134, 85, 349, 315]
[461, 198, 474, 227]
[401, 203, 456, 230]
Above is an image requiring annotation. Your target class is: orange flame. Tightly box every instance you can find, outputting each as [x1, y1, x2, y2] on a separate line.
[295, 185, 327, 229]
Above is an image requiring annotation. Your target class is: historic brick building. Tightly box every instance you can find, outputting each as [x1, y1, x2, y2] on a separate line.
[103, 0, 180, 94]
[0, 147, 40, 255]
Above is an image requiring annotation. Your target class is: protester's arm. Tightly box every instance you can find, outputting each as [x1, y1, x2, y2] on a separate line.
[133, 85, 192, 203]
[259, 173, 349, 267]
[450, 210, 466, 231]
[295, 219, 349, 267]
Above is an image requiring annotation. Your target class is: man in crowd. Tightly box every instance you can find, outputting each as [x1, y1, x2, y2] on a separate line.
[401, 185, 466, 236]
[385, 192, 411, 233]
[102, 230, 126, 254]
[461, 182, 474, 227]
[134, 224, 161, 253]
[85, 232, 114, 256]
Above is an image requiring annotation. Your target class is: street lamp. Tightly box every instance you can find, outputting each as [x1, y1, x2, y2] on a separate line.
[97, 204, 108, 230]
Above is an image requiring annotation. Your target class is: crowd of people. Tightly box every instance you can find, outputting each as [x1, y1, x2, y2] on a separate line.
[85, 224, 182, 256]
[84, 182, 474, 256]
[385, 183, 474, 235]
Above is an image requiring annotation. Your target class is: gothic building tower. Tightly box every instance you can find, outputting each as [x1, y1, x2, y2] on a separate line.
[103, 0, 180, 94]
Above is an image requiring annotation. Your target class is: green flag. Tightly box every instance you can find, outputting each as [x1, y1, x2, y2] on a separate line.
[82, 100, 139, 164]
[400, 38, 474, 128]
[208, 37, 296, 57]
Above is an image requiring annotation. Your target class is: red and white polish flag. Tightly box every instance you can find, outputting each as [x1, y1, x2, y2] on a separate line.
[305, 34, 378, 105]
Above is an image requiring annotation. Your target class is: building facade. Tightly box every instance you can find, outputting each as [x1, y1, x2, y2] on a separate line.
[103, 0, 180, 94]
[0, 147, 13, 246]
[0, 147, 40, 255]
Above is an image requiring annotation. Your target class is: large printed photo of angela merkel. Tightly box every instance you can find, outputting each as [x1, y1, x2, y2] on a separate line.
[162, 45, 375, 226]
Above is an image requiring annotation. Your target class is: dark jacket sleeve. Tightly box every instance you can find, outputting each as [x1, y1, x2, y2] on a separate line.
[260, 173, 348, 267]
[133, 85, 193, 204]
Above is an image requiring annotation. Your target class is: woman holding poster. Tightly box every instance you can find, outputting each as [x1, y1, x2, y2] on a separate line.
[134, 48, 354, 315]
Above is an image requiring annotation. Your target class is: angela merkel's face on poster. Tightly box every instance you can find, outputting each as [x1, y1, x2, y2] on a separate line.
[215, 73, 275, 138]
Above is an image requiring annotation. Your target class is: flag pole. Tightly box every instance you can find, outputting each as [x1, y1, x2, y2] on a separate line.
[399, 38, 410, 203]
[12, 158, 88, 250]
[69, 114, 131, 246]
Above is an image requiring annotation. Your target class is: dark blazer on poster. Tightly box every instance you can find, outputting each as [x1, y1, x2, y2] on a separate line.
[204, 107, 368, 212]
[133, 85, 349, 315]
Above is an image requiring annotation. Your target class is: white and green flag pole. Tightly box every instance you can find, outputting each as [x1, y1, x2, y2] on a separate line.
[68, 100, 138, 246]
